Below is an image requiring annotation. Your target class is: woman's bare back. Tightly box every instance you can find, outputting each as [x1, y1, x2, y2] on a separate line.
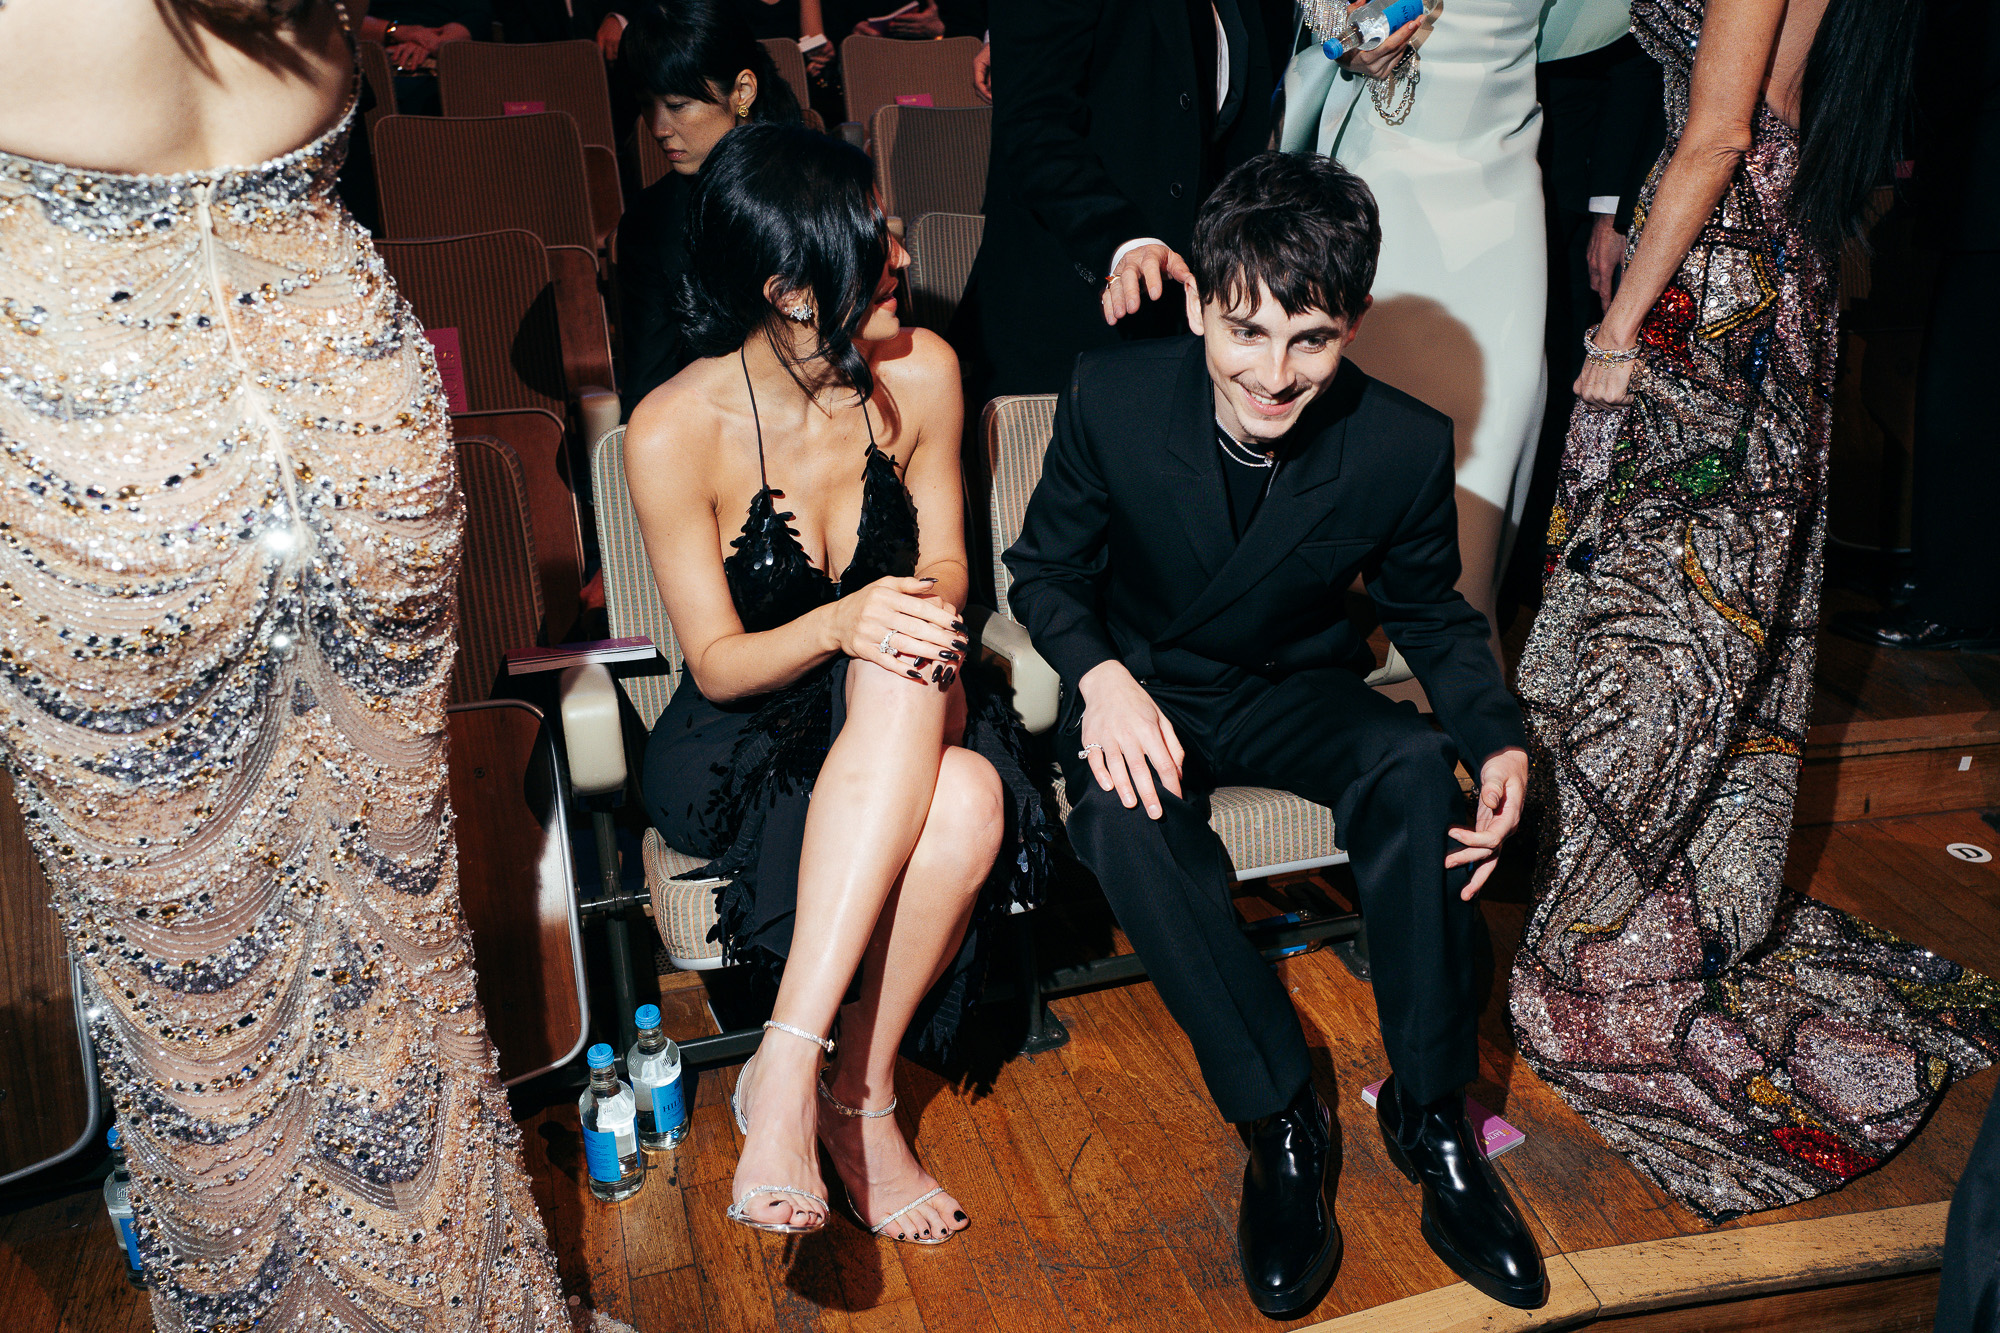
[0, 0, 351, 173]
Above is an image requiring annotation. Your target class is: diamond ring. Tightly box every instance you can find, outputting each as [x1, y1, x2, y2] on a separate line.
[877, 628, 897, 655]
[1077, 743, 1104, 759]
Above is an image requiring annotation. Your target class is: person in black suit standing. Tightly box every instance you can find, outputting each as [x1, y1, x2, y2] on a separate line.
[1005, 152, 1547, 1316]
[954, 0, 1290, 401]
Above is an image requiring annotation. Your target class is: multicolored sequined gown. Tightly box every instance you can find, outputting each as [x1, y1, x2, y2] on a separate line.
[1510, 0, 2000, 1221]
[0, 101, 584, 1326]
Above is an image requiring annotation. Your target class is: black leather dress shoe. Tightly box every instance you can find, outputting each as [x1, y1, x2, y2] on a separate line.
[1833, 610, 2000, 653]
[1377, 1076, 1546, 1310]
[1237, 1082, 1341, 1317]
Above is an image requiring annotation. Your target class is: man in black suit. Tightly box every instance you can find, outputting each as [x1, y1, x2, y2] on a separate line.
[1005, 153, 1547, 1315]
[955, 0, 1290, 400]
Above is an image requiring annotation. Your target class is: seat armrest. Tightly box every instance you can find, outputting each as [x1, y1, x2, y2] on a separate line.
[965, 605, 1060, 736]
[1364, 643, 1414, 689]
[576, 387, 621, 456]
[559, 662, 628, 796]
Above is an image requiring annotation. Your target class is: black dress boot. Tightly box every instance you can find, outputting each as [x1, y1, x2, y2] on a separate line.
[1237, 1082, 1341, 1317]
[1377, 1075, 1546, 1309]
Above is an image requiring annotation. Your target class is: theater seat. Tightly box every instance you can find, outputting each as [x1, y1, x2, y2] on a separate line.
[981, 395, 1354, 882]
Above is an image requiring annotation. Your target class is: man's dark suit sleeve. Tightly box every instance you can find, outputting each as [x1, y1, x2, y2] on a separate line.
[1366, 431, 1528, 768]
[990, 0, 1153, 282]
[1001, 373, 1124, 691]
[1587, 42, 1665, 233]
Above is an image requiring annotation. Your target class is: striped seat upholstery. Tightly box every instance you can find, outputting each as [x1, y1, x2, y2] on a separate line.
[872, 105, 990, 219]
[436, 39, 617, 151]
[591, 427, 729, 968]
[905, 212, 984, 334]
[839, 34, 985, 126]
[758, 38, 813, 114]
[983, 397, 1347, 880]
[452, 436, 544, 706]
[356, 40, 397, 132]
[373, 113, 600, 249]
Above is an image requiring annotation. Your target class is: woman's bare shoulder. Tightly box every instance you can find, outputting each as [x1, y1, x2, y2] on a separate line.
[626, 359, 731, 464]
[868, 328, 961, 440]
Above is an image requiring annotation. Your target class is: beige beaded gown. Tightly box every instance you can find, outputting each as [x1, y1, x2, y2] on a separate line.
[0, 91, 589, 1328]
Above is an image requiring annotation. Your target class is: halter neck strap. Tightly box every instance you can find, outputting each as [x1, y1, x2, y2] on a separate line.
[740, 347, 769, 492]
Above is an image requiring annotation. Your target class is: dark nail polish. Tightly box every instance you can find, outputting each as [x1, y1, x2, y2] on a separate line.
[938, 667, 957, 690]
[950, 619, 966, 633]
[906, 668, 924, 680]
[952, 638, 969, 653]
[938, 649, 960, 663]
[953, 1210, 967, 1222]
[897, 1232, 906, 1240]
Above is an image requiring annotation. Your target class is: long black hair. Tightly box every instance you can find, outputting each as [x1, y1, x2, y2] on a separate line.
[678, 124, 887, 401]
[1793, 0, 1925, 246]
[622, 0, 802, 126]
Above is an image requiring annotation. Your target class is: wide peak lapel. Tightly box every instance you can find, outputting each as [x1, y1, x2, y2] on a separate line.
[1160, 340, 1235, 579]
[1152, 370, 1359, 643]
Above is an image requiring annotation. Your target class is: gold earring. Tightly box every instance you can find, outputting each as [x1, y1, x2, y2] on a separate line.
[737, 103, 749, 119]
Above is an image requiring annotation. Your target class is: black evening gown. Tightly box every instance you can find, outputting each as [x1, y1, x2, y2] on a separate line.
[641, 386, 1052, 1061]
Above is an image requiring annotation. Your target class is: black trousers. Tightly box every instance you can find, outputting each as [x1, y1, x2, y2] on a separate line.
[1911, 250, 2000, 628]
[1058, 666, 1482, 1124]
[1936, 1086, 2000, 1332]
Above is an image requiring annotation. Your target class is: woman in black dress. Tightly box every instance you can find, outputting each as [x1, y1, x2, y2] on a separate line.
[617, 2, 802, 413]
[625, 124, 1048, 1242]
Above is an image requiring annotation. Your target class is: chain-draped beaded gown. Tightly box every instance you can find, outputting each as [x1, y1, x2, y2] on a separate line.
[0, 93, 591, 1328]
[1510, 0, 2000, 1221]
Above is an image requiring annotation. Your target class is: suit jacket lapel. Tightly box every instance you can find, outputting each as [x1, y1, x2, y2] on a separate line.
[1159, 339, 1236, 580]
[1154, 362, 1362, 643]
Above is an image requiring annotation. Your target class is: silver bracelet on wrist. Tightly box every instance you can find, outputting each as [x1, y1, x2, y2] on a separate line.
[1583, 324, 1642, 366]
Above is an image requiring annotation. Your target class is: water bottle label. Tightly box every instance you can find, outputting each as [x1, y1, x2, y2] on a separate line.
[1384, 0, 1424, 28]
[650, 1078, 686, 1132]
[117, 1216, 143, 1271]
[582, 1126, 624, 1183]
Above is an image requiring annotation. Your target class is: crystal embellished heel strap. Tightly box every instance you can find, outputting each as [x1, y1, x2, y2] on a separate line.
[819, 1081, 958, 1245]
[818, 1078, 897, 1118]
[765, 1019, 835, 1054]
[725, 1020, 835, 1236]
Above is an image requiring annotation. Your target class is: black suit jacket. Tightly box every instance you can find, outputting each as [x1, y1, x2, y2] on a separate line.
[1538, 36, 1665, 232]
[959, 0, 1286, 396]
[1003, 338, 1527, 771]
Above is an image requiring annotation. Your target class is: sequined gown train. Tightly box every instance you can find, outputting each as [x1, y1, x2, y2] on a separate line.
[0, 102, 585, 1327]
[1509, 0, 2000, 1221]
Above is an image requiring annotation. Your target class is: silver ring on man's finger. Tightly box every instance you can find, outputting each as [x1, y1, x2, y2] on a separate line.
[877, 628, 897, 655]
[1077, 743, 1103, 759]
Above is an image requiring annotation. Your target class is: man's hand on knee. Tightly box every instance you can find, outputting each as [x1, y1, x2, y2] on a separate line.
[1078, 661, 1185, 819]
[1447, 747, 1529, 900]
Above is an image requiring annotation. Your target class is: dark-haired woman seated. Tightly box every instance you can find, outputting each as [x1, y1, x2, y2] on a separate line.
[617, 1, 803, 412]
[626, 123, 1050, 1241]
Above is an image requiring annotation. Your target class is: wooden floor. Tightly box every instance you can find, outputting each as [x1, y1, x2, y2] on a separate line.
[4, 608, 1998, 1332]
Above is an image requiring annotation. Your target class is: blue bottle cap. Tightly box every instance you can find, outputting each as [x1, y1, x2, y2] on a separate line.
[107, 1125, 122, 1150]
[587, 1043, 615, 1069]
[635, 1005, 660, 1029]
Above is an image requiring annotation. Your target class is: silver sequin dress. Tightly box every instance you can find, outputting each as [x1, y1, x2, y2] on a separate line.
[0, 100, 581, 1326]
[1510, 0, 2000, 1221]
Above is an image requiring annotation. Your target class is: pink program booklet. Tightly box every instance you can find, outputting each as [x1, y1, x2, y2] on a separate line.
[424, 328, 469, 413]
[895, 93, 935, 107]
[503, 100, 546, 116]
[1360, 1080, 1527, 1159]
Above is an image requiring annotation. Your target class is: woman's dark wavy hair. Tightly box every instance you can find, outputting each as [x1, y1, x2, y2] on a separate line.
[1793, 0, 1925, 247]
[678, 124, 887, 401]
[623, 0, 802, 125]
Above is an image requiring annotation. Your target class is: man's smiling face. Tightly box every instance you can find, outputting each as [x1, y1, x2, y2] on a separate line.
[1187, 278, 1368, 447]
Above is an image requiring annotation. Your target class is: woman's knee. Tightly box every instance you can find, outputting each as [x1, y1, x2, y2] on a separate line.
[929, 749, 1005, 867]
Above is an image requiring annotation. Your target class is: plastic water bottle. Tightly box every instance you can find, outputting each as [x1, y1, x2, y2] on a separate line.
[579, 1044, 645, 1202]
[627, 1006, 690, 1151]
[103, 1125, 146, 1288]
[1322, 0, 1425, 55]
